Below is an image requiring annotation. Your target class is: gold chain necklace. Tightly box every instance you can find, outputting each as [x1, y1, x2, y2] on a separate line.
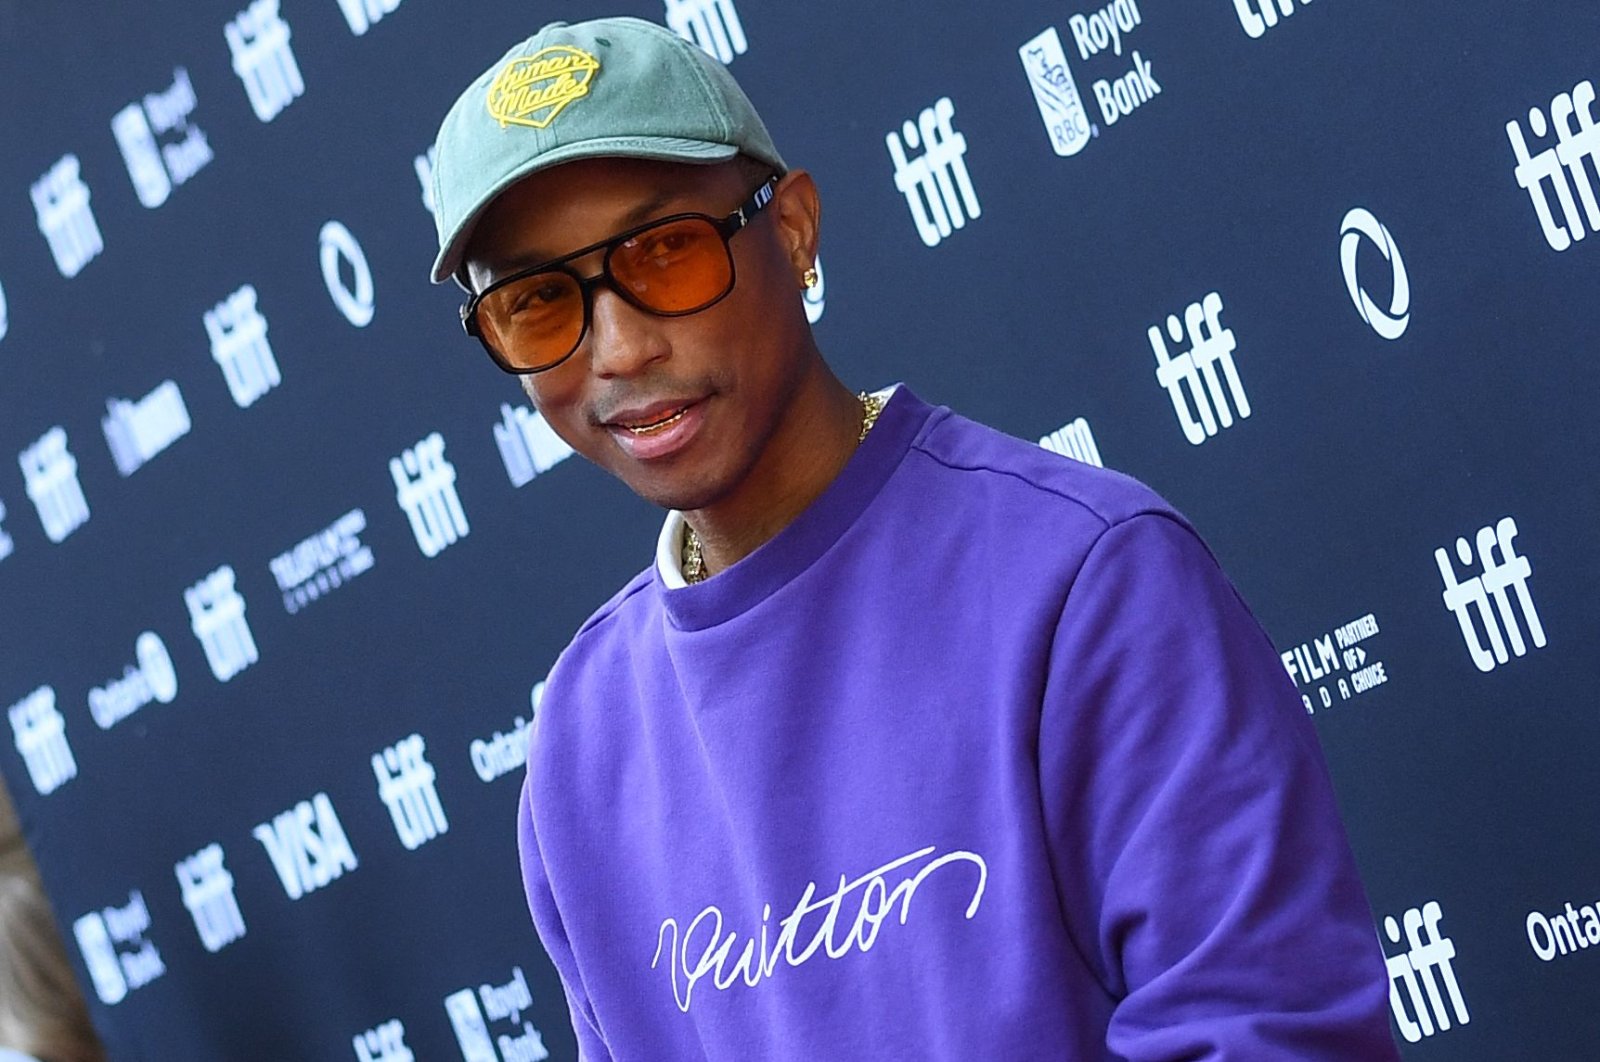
[681, 390, 886, 585]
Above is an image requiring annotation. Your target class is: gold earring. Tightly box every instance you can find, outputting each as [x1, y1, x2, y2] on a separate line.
[801, 267, 818, 289]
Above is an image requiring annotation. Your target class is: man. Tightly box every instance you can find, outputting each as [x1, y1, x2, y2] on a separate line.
[429, 16, 1402, 1061]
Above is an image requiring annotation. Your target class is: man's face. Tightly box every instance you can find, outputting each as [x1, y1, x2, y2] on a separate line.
[462, 157, 817, 513]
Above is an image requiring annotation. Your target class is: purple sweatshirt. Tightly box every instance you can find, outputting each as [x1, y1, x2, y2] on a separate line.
[518, 386, 1401, 1060]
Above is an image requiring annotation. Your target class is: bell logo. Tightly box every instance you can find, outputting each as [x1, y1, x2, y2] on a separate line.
[486, 47, 600, 129]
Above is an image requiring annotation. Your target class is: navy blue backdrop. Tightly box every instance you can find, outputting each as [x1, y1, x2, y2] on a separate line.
[1, 1, 1598, 1059]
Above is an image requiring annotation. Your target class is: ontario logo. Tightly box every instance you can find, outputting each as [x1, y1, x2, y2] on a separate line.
[486, 46, 600, 129]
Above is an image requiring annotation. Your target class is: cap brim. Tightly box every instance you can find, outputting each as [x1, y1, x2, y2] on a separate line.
[429, 136, 739, 285]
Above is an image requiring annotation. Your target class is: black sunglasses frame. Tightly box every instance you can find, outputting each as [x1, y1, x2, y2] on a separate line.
[461, 176, 780, 375]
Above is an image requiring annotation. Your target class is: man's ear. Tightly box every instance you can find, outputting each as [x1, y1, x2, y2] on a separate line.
[771, 169, 821, 281]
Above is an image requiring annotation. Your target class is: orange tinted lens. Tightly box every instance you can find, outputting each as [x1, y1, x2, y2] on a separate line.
[478, 271, 585, 369]
[610, 218, 732, 313]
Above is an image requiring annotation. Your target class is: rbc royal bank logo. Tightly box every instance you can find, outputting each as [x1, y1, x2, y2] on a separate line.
[1381, 901, 1469, 1044]
[1506, 76, 1600, 252]
[486, 47, 600, 129]
[444, 966, 549, 1062]
[1339, 208, 1410, 340]
[886, 97, 981, 248]
[1019, 27, 1092, 157]
[111, 66, 212, 210]
[72, 890, 166, 1006]
[1435, 516, 1546, 673]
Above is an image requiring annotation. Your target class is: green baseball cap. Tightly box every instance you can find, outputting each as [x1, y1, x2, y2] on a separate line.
[429, 16, 787, 285]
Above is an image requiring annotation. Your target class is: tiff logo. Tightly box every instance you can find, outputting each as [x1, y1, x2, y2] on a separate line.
[1383, 901, 1470, 1044]
[1507, 77, 1600, 252]
[354, 1019, 414, 1062]
[226, 0, 305, 123]
[393, 432, 470, 558]
[1234, 0, 1313, 39]
[175, 843, 246, 953]
[20, 427, 90, 543]
[494, 404, 574, 488]
[185, 565, 260, 683]
[373, 733, 449, 851]
[111, 66, 212, 210]
[1436, 515, 1546, 673]
[8, 687, 76, 796]
[31, 155, 103, 279]
[338, 0, 405, 37]
[415, 145, 437, 216]
[102, 380, 192, 476]
[1039, 416, 1103, 467]
[254, 791, 359, 901]
[887, 97, 981, 248]
[205, 284, 281, 408]
[1149, 291, 1250, 445]
[664, 0, 747, 65]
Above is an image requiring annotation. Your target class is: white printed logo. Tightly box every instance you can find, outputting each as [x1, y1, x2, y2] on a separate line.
[8, 687, 76, 796]
[1063, 1, 1159, 129]
[1507, 77, 1600, 253]
[72, 891, 165, 1006]
[102, 380, 192, 476]
[664, 0, 746, 64]
[374, 733, 449, 851]
[444, 967, 549, 1062]
[1019, 27, 1093, 157]
[1382, 901, 1469, 1043]
[393, 432, 470, 558]
[415, 145, 437, 216]
[253, 791, 360, 901]
[269, 508, 374, 614]
[1435, 516, 1546, 673]
[0, 277, 8, 341]
[494, 405, 575, 489]
[321, 221, 375, 327]
[1339, 208, 1410, 340]
[185, 565, 260, 683]
[886, 97, 981, 248]
[1281, 612, 1388, 713]
[1233, 0, 1314, 40]
[226, 0, 305, 123]
[1526, 896, 1600, 963]
[470, 693, 536, 785]
[205, 283, 281, 409]
[31, 155, 103, 279]
[1038, 416, 1103, 467]
[802, 255, 826, 324]
[90, 631, 178, 731]
[111, 67, 212, 210]
[1149, 291, 1250, 445]
[176, 843, 247, 953]
[337, 0, 405, 37]
[20, 427, 90, 543]
[653, 844, 987, 1013]
[354, 1019, 415, 1062]
[0, 498, 12, 562]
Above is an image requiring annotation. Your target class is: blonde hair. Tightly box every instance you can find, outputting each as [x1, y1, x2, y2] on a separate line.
[0, 872, 105, 1062]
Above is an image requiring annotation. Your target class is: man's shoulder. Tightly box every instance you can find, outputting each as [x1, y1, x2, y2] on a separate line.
[906, 402, 1184, 532]
[568, 564, 657, 646]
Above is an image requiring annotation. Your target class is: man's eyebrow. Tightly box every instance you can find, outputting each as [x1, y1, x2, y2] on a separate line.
[508, 187, 697, 270]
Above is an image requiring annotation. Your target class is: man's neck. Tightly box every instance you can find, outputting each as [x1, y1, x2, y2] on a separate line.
[684, 365, 863, 578]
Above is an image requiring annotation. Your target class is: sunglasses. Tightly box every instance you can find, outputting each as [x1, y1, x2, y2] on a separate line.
[461, 176, 780, 374]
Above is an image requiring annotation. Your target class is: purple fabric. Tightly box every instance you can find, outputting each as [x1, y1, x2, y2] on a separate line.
[518, 386, 1401, 1061]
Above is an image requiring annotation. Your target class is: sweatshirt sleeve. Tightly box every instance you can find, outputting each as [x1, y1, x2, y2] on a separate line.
[518, 774, 615, 1062]
[1037, 512, 1402, 1060]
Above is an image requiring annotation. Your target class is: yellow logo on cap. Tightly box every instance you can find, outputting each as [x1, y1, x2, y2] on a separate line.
[486, 45, 601, 130]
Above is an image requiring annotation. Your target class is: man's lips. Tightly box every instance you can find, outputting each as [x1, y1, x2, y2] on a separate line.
[601, 397, 709, 460]
[602, 397, 703, 432]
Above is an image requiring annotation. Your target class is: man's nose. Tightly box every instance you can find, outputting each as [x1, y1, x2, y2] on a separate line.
[586, 284, 671, 378]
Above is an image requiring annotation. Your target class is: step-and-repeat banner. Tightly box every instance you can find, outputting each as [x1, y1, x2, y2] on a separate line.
[1, 1, 1596, 1059]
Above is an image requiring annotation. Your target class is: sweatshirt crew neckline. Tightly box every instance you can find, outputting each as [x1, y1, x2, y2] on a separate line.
[654, 383, 928, 631]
